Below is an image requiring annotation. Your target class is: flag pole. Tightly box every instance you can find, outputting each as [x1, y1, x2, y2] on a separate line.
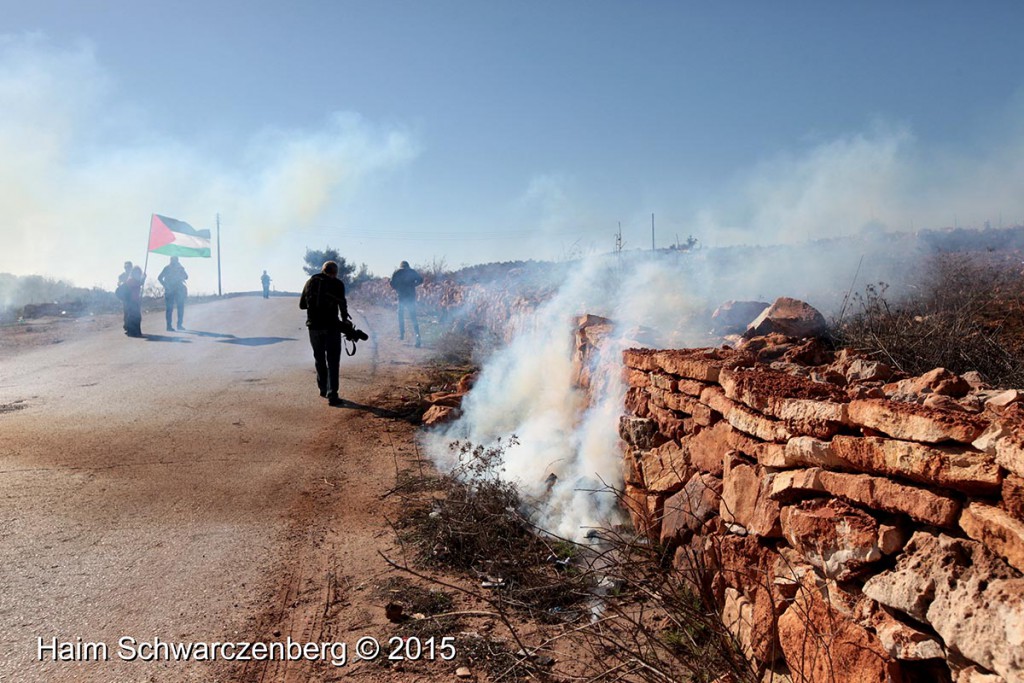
[143, 214, 151, 281]
[216, 213, 222, 297]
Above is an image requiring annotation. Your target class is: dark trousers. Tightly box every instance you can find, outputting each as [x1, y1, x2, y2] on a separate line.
[262, 285, 270, 299]
[122, 300, 130, 330]
[165, 289, 186, 328]
[308, 328, 341, 397]
[398, 299, 420, 339]
[126, 301, 142, 337]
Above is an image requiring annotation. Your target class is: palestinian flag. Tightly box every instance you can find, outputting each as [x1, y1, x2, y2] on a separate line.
[148, 214, 212, 257]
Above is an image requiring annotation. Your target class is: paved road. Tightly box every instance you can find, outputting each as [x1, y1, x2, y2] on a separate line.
[0, 296, 413, 682]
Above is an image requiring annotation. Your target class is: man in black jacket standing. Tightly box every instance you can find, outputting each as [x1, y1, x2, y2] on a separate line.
[299, 261, 349, 406]
[158, 256, 189, 331]
[389, 260, 423, 347]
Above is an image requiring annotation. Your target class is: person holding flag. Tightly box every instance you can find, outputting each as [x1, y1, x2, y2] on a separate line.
[144, 214, 211, 331]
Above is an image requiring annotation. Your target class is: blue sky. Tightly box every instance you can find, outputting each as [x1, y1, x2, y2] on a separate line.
[2, 1, 1023, 293]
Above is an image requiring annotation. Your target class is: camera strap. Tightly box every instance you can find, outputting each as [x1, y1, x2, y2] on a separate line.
[344, 338, 358, 356]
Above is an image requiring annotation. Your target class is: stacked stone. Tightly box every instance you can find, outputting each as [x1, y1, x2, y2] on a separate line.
[619, 346, 1024, 683]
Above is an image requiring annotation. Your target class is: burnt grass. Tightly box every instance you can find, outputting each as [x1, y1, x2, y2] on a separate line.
[394, 439, 594, 624]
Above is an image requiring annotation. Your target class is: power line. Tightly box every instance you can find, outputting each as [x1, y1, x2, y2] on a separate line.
[300, 224, 592, 242]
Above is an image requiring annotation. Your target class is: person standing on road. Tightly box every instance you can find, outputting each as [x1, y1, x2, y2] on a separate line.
[389, 260, 423, 347]
[124, 266, 145, 338]
[260, 270, 272, 299]
[158, 256, 189, 331]
[116, 261, 133, 332]
[299, 261, 349, 407]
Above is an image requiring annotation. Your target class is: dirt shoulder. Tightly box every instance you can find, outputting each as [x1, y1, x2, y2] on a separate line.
[1, 297, 587, 683]
[0, 298, 445, 681]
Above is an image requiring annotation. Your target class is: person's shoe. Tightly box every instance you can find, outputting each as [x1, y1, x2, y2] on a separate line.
[166, 326, 174, 332]
[319, 388, 328, 398]
[177, 323, 184, 330]
[327, 393, 343, 407]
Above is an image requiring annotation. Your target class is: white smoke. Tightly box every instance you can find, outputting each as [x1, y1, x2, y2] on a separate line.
[0, 34, 418, 294]
[428, 253, 712, 539]
[692, 116, 1024, 244]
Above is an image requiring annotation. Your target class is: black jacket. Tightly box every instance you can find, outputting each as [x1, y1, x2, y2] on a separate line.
[158, 263, 188, 293]
[299, 273, 349, 329]
[389, 266, 423, 301]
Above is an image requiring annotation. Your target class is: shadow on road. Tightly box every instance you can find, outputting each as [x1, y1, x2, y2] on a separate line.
[183, 329, 237, 339]
[332, 399, 417, 423]
[217, 337, 297, 347]
[143, 335, 192, 343]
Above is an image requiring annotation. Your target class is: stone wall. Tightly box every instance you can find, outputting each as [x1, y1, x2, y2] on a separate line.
[617, 339, 1024, 682]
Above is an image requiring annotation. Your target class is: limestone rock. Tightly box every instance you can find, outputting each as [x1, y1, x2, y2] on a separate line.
[869, 606, 946, 662]
[651, 348, 727, 382]
[912, 368, 972, 398]
[995, 435, 1024, 479]
[625, 386, 650, 418]
[814, 469, 961, 528]
[769, 468, 826, 502]
[623, 348, 659, 372]
[660, 472, 722, 546]
[720, 453, 782, 538]
[847, 358, 895, 383]
[863, 531, 1024, 682]
[680, 420, 764, 476]
[648, 402, 686, 441]
[780, 498, 904, 581]
[722, 587, 757, 662]
[712, 300, 771, 335]
[830, 436, 1001, 495]
[959, 502, 1024, 573]
[777, 578, 905, 683]
[618, 416, 662, 450]
[744, 297, 828, 340]
[701, 386, 793, 443]
[1004, 474, 1024, 521]
[720, 366, 847, 437]
[987, 390, 1023, 411]
[953, 665, 1008, 683]
[640, 441, 691, 493]
[973, 421, 1012, 454]
[649, 386, 716, 425]
[847, 399, 987, 444]
[624, 367, 651, 388]
[784, 436, 848, 469]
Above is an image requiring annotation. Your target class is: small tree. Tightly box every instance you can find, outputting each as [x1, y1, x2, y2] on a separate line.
[349, 263, 373, 291]
[302, 246, 356, 283]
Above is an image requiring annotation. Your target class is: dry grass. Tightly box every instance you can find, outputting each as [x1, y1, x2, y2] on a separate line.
[832, 252, 1024, 387]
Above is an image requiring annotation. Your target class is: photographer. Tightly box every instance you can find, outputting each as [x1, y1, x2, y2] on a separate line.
[299, 261, 349, 406]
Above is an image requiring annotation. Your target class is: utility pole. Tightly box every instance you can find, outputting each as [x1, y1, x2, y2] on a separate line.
[615, 221, 623, 253]
[216, 213, 222, 297]
[651, 213, 655, 251]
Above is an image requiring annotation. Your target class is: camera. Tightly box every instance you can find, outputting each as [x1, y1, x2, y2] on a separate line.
[339, 319, 369, 342]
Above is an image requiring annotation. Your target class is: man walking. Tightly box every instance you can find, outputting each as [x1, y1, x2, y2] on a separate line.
[158, 256, 188, 331]
[389, 260, 423, 347]
[299, 261, 349, 406]
[260, 270, 272, 299]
